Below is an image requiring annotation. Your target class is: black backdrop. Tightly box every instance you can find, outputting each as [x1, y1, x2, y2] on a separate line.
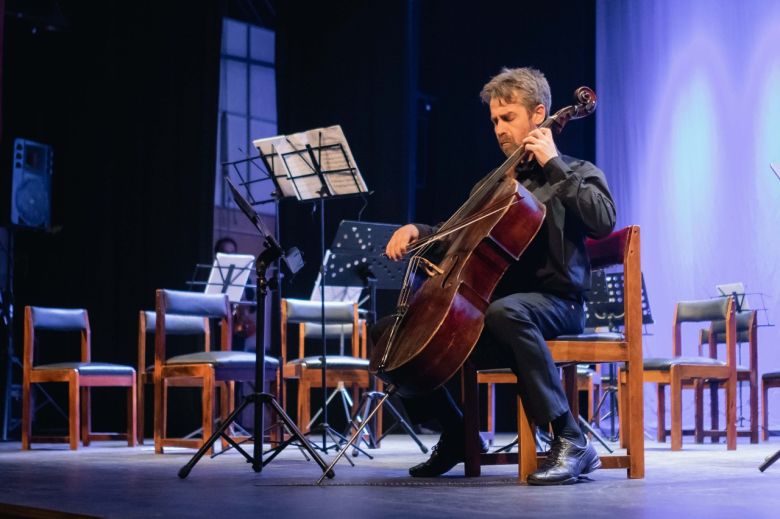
[2, 1, 224, 430]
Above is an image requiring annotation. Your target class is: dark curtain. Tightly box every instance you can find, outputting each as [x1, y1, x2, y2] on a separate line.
[2, 1, 224, 427]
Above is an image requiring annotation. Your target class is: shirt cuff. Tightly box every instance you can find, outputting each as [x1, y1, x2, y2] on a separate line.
[542, 155, 571, 184]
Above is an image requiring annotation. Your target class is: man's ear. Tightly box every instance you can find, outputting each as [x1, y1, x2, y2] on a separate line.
[531, 104, 546, 126]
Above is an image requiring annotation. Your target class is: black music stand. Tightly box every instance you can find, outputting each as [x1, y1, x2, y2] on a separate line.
[586, 269, 653, 441]
[256, 127, 370, 454]
[178, 178, 333, 479]
[326, 220, 427, 453]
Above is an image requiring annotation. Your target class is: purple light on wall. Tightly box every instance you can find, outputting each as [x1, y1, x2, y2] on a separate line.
[597, 0, 780, 432]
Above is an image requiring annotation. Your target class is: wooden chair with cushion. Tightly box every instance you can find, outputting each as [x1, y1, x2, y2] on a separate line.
[643, 297, 737, 450]
[22, 306, 136, 450]
[697, 310, 758, 444]
[153, 289, 279, 453]
[136, 310, 210, 444]
[464, 225, 645, 482]
[280, 298, 371, 434]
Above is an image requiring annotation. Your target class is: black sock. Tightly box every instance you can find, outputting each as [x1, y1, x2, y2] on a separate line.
[551, 411, 585, 445]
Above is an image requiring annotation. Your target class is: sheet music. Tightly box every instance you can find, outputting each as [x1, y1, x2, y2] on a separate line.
[715, 282, 749, 310]
[205, 253, 256, 303]
[253, 125, 367, 201]
[252, 137, 298, 198]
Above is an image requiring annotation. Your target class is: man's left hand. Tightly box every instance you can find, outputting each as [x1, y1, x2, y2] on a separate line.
[522, 128, 558, 167]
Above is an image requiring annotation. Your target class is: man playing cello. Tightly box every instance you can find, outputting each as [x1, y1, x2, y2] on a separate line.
[377, 67, 616, 485]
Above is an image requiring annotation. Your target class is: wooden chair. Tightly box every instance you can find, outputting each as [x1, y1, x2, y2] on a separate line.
[697, 310, 758, 444]
[464, 225, 644, 482]
[136, 310, 209, 444]
[22, 306, 136, 450]
[280, 298, 371, 434]
[643, 297, 737, 450]
[763, 372, 780, 440]
[153, 289, 279, 453]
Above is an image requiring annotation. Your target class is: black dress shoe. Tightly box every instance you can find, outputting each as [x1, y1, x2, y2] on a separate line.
[409, 436, 489, 477]
[527, 436, 601, 486]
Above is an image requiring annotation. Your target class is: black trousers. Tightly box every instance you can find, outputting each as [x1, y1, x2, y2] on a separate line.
[370, 292, 585, 437]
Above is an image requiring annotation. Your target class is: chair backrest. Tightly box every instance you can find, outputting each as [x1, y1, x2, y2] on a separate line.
[673, 297, 736, 363]
[280, 299, 359, 364]
[154, 290, 232, 370]
[584, 226, 642, 349]
[24, 306, 91, 371]
[698, 310, 757, 372]
[137, 310, 210, 377]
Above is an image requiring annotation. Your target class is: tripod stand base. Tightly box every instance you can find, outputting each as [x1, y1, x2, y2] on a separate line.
[178, 392, 333, 479]
[351, 390, 427, 454]
[759, 449, 780, 472]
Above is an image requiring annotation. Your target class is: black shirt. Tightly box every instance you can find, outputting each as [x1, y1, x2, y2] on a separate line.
[413, 154, 616, 300]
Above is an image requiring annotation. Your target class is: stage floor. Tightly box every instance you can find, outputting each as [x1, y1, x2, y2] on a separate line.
[1, 434, 779, 518]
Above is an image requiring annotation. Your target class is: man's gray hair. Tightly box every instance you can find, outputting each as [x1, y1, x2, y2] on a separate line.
[480, 67, 551, 117]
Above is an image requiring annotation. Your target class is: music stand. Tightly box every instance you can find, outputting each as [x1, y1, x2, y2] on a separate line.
[326, 220, 427, 453]
[178, 178, 332, 479]
[586, 269, 653, 441]
[255, 126, 370, 454]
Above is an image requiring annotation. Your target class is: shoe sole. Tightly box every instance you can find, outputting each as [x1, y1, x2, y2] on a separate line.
[527, 452, 602, 486]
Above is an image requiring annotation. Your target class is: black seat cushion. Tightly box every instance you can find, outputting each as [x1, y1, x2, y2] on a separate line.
[287, 355, 369, 369]
[34, 362, 135, 376]
[763, 371, 780, 381]
[643, 356, 726, 371]
[552, 332, 625, 342]
[149, 353, 278, 371]
[478, 365, 596, 377]
[166, 351, 278, 368]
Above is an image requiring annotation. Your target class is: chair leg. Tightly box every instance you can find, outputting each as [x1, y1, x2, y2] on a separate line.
[486, 382, 496, 445]
[656, 384, 666, 443]
[137, 378, 145, 445]
[625, 362, 644, 479]
[80, 387, 91, 447]
[618, 370, 626, 448]
[202, 374, 215, 454]
[750, 375, 759, 444]
[670, 369, 683, 451]
[128, 378, 137, 447]
[710, 381, 719, 443]
[518, 396, 537, 484]
[694, 381, 704, 444]
[763, 382, 769, 441]
[68, 373, 81, 450]
[587, 379, 595, 428]
[726, 375, 736, 450]
[21, 377, 32, 450]
[154, 378, 164, 454]
[298, 380, 311, 434]
[162, 380, 169, 442]
[220, 381, 231, 451]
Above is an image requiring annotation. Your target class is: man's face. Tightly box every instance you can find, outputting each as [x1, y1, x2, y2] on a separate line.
[489, 97, 545, 158]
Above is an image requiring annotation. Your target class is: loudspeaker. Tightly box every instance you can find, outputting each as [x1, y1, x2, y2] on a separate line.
[11, 138, 53, 229]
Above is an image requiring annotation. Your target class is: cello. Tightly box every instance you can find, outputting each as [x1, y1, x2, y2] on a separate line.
[369, 87, 598, 398]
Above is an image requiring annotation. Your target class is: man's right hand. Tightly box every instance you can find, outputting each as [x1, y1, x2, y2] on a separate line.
[385, 224, 419, 261]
